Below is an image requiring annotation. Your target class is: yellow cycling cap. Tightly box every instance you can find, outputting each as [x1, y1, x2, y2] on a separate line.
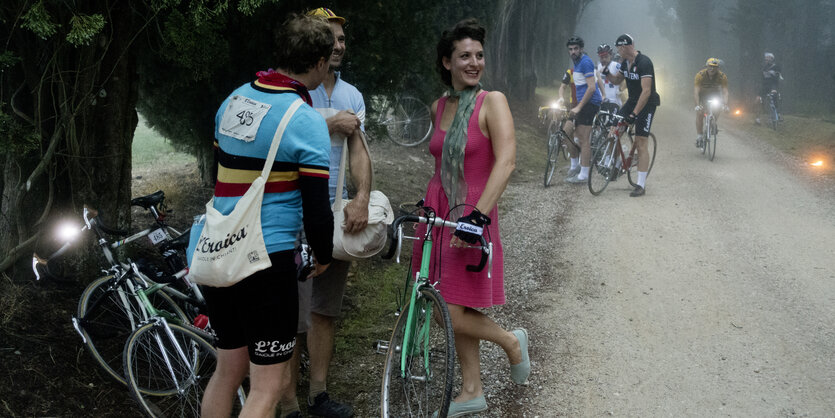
[307, 7, 346, 24]
[706, 57, 720, 67]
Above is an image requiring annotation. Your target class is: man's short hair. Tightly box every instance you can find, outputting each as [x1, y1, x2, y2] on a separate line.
[276, 14, 334, 75]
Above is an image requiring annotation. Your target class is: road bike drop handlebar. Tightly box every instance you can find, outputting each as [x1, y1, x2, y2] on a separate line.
[382, 214, 493, 277]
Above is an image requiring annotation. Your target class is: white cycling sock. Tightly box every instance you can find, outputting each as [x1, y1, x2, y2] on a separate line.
[578, 166, 590, 180]
[637, 171, 648, 188]
[570, 158, 579, 170]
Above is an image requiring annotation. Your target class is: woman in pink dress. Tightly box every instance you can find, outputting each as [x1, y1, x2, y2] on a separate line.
[415, 18, 530, 416]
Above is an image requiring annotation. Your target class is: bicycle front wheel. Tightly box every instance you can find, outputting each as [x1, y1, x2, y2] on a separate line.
[124, 322, 245, 417]
[544, 122, 563, 187]
[626, 132, 657, 187]
[770, 104, 779, 130]
[76, 275, 188, 386]
[708, 116, 718, 161]
[381, 285, 454, 417]
[386, 96, 433, 146]
[588, 137, 617, 196]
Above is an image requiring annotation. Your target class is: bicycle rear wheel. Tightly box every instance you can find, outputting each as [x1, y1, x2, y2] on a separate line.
[588, 137, 617, 196]
[544, 121, 563, 187]
[386, 96, 433, 146]
[76, 275, 187, 387]
[381, 285, 454, 417]
[626, 132, 657, 187]
[708, 117, 717, 161]
[124, 322, 246, 416]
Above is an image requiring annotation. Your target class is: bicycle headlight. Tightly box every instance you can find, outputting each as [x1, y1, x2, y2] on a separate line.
[708, 99, 721, 109]
[57, 222, 82, 242]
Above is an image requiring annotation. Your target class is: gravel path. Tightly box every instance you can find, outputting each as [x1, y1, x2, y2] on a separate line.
[476, 106, 835, 417]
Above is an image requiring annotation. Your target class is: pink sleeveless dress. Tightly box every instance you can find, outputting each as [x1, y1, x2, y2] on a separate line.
[412, 91, 505, 308]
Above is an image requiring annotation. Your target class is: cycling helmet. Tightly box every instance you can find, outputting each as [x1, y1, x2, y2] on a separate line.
[566, 36, 584, 48]
[764, 52, 775, 60]
[597, 44, 612, 55]
[706, 57, 720, 67]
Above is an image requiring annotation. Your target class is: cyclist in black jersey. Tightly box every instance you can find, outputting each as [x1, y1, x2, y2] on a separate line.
[602, 34, 660, 197]
[755, 52, 783, 125]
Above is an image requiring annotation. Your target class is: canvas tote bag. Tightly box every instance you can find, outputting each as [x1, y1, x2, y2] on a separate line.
[188, 98, 304, 287]
[331, 130, 394, 261]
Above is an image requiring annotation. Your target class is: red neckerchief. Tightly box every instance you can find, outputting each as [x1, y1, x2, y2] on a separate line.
[254, 69, 313, 106]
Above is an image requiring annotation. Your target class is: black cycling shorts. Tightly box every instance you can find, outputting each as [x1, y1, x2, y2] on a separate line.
[575, 103, 600, 126]
[202, 250, 298, 365]
[619, 102, 657, 137]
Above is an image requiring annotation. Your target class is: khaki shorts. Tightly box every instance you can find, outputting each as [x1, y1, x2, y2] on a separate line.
[296, 259, 351, 333]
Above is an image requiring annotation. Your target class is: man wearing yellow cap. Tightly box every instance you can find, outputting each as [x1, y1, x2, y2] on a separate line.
[284, 7, 367, 418]
[693, 58, 729, 148]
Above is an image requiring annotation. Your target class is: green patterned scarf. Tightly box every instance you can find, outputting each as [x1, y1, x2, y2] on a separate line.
[441, 83, 481, 216]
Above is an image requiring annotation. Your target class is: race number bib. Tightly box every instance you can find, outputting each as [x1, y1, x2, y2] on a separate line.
[148, 228, 168, 245]
[218, 95, 272, 142]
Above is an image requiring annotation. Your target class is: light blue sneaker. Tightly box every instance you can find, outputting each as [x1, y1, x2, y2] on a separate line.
[566, 165, 580, 177]
[510, 328, 530, 384]
[433, 395, 488, 418]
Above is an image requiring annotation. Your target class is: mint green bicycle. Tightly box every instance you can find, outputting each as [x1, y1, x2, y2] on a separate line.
[379, 203, 492, 417]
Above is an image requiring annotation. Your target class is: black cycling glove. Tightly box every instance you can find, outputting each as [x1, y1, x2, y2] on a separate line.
[454, 209, 491, 245]
[625, 113, 637, 124]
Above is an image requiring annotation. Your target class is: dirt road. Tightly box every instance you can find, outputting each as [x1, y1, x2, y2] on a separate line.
[495, 107, 835, 417]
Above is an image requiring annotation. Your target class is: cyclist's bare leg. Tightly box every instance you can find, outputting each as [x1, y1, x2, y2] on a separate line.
[635, 135, 649, 172]
[696, 109, 704, 135]
[241, 361, 292, 417]
[280, 334, 305, 414]
[575, 124, 592, 167]
[202, 347, 250, 418]
[307, 312, 336, 393]
[563, 119, 579, 158]
[447, 304, 522, 401]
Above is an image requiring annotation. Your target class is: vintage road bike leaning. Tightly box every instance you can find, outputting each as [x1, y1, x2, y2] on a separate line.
[32, 192, 243, 416]
[588, 114, 658, 196]
[539, 102, 574, 187]
[377, 202, 492, 417]
[369, 94, 434, 146]
[590, 104, 620, 159]
[698, 98, 722, 161]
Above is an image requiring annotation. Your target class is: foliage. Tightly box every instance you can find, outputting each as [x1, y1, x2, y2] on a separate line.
[21, 1, 57, 39]
[66, 13, 106, 46]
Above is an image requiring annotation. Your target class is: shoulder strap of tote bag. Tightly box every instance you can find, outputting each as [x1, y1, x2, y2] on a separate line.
[261, 98, 305, 179]
[334, 130, 373, 209]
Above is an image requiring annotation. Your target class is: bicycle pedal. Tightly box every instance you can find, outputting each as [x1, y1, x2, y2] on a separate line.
[374, 340, 390, 355]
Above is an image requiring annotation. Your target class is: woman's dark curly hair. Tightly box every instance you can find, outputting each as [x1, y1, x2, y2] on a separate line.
[436, 18, 486, 87]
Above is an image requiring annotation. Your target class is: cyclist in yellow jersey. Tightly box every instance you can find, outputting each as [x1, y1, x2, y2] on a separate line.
[694, 58, 729, 147]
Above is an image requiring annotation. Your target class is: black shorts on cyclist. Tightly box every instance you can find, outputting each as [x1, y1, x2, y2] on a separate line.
[619, 101, 656, 137]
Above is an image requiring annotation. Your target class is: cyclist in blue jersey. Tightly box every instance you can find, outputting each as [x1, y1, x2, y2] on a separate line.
[563, 36, 602, 184]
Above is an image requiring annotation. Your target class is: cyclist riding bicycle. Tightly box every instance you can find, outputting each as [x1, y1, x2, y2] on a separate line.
[596, 43, 624, 113]
[694, 57, 729, 147]
[755, 52, 783, 125]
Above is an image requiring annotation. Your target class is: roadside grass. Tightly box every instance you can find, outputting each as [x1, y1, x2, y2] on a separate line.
[726, 113, 835, 179]
[132, 114, 193, 168]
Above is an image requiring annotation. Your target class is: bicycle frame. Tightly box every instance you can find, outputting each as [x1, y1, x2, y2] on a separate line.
[389, 213, 492, 378]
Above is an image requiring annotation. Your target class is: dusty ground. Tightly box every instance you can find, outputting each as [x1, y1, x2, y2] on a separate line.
[2, 103, 834, 417]
[499, 107, 835, 417]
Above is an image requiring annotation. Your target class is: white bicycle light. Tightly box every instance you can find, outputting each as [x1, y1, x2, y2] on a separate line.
[57, 222, 81, 242]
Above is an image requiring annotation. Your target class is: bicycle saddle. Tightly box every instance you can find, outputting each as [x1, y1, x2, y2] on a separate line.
[131, 190, 165, 209]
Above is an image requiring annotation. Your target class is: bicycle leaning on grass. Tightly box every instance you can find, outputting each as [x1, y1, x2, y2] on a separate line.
[377, 202, 492, 417]
[588, 114, 658, 195]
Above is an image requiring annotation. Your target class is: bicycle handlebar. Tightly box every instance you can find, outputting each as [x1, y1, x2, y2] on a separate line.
[382, 214, 492, 275]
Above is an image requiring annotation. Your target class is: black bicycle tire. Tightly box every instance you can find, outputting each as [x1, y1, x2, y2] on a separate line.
[701, 116, 708, 155]
[626, 133, 657, 187]
[544, 122, 560, 187]
[709, 116, 718, 161]
[76, 275, 188, 387]
[771, 104, 779, 131]
[124, 322, 245, 416]
[386, 96, 433, 147]
[380, 285, 454, 417]
[588, 137, 616, 195]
